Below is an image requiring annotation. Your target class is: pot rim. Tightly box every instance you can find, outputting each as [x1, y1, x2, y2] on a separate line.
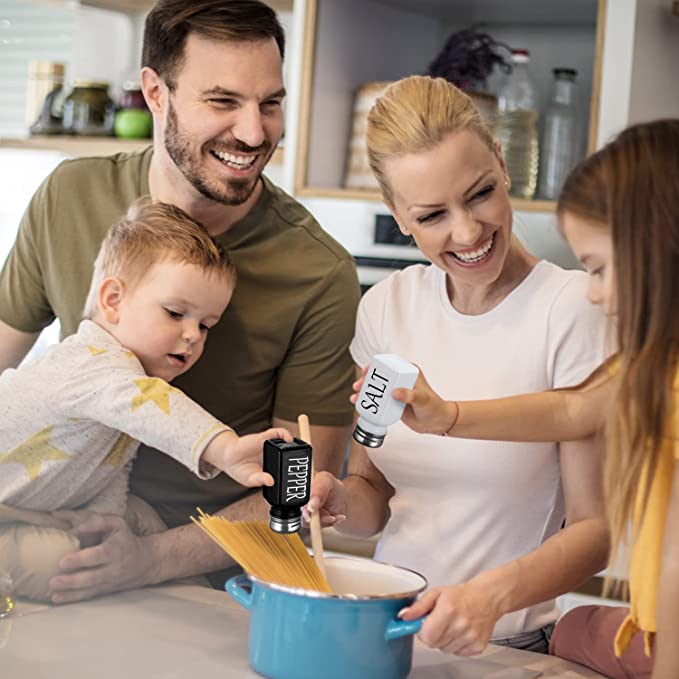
[245, 554, 428, 601]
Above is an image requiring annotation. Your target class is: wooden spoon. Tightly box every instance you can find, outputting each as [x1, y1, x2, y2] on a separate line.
[297, 414, 328, 581]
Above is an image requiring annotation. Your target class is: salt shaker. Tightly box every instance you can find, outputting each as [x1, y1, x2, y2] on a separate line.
[353, 354, 419, 448]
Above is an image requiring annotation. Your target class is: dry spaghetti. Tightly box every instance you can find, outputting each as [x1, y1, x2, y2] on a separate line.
[192, 509, 332, 593]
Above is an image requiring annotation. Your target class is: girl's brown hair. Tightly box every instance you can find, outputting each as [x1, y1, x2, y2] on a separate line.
[557, 119, 679, 575]
[365, 75, 496, 207]
[83, 198, 235, 319]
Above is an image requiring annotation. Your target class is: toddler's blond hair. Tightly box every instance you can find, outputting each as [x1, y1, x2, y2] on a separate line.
[82, 198, 235, 319]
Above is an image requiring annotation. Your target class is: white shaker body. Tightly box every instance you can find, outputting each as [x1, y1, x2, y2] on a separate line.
[353, 354, 419, 447]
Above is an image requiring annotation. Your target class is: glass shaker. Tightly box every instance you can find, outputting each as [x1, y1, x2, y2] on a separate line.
[537, 68, 578, 200]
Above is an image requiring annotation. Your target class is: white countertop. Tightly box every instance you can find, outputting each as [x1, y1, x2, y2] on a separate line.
[1, 584, 606, 678]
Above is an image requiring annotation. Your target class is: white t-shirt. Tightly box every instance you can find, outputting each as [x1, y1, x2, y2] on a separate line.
[350, 260, 604, 639]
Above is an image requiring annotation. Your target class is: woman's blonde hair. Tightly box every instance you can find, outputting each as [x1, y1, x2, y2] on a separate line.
[557, 119, 679, 579]
[82, 198, 236, 319]
[366, 75, 496, 206]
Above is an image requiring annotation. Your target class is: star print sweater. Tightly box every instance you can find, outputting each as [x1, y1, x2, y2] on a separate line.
[0, 320, 230, 516]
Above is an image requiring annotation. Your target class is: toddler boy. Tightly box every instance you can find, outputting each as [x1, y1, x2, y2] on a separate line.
[0, 199, 291, 601]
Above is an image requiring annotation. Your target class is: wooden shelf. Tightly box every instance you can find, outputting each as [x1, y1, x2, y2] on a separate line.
[0, 135, 285, 165]
[0, 135, 153, 156]
[297, 187, 556, 213]
[0, 135, 151, 156]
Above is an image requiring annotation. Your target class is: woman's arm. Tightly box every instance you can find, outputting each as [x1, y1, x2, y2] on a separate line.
[652, 460, 679, 679]
[387, 369, 613, 442]
[401, 432, 609, 654]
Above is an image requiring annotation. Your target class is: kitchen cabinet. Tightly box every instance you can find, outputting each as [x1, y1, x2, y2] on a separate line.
[293, 0, 606, 213]
[277, 0, 678, 268]
[288, 0, 679, 216]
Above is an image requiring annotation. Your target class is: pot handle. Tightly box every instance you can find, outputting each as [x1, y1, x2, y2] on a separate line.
[225, 574, 253, 610]
[384, 616, 425, 641]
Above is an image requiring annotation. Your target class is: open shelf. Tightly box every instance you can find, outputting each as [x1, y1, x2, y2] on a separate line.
[296, 186, 556, 213]
[295, 0, 604, 213]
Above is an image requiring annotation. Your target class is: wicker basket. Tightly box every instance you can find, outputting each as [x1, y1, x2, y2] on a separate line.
[343, 82, 498, 190]
[343, 81, 391, 190]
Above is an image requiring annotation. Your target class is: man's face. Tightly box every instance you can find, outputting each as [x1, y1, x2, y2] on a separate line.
[162, 34, 285, 205]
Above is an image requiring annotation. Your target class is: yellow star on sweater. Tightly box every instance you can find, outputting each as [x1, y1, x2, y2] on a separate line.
[87, 345, 108, 357]
[131, 378, 181, 415]
[103, 433, 135, 467]
[0, 425, 70, 481]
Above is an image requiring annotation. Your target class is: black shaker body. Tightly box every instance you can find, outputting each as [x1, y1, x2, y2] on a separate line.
[263, 438, 312, 533]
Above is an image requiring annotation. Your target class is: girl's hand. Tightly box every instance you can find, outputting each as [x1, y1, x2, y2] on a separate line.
[399, 580, 502, 656]
[391, 372, 458, 435]
[302, 471, 347, 528]
[352, 367, 458, 436]
[206, 427, 294, 487]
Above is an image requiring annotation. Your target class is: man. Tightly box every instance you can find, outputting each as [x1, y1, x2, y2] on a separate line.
[0, 0, 359, 602]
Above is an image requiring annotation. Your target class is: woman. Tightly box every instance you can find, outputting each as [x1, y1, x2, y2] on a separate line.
[308, 75, 609, 655]
[377, 119, 679, 679]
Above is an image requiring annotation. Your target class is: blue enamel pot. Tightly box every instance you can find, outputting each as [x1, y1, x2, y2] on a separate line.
[226, 555, 427, 679]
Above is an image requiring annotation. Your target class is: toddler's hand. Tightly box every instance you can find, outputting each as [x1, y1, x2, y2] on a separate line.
[205, 427, 294, 487]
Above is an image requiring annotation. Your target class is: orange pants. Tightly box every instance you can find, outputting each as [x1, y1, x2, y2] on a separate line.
[550, 605, 654, 679]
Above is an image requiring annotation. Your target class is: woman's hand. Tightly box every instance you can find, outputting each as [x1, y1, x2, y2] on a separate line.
[302, 471, 347, 528]
[351, 368, 458, 436]
[399, 580, 503, 656]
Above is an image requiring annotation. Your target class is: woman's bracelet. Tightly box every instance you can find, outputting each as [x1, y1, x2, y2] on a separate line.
[442, 401, 460, 437]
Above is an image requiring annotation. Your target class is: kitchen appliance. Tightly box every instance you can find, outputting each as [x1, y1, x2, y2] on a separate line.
[226, 555, 427, 679]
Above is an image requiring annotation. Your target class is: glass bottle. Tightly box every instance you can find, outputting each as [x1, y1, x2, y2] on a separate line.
[538, 68, 579, 200]
[494, 49, 539, 200]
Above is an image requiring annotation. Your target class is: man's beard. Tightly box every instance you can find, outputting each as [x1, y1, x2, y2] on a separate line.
[164, 99, 271, 206]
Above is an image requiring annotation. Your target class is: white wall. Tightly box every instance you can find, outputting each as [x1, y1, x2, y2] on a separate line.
[0, 148, 65, 355]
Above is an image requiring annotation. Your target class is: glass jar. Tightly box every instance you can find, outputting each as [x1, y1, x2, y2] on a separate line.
[62, 81, 115, 136]
[120, 81, 148, 111]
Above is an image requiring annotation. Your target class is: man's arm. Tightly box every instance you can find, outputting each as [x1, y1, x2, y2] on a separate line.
[0, 319, 38, 371]
[402, 433, 609, 655]
[49, 420, 350, 602]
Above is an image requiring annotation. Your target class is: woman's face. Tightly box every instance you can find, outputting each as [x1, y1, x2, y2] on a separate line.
[384, 130, 513, 289]
[561, 211, 616, 315]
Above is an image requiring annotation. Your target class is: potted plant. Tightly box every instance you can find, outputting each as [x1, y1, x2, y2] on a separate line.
[427, 27, 513, 124]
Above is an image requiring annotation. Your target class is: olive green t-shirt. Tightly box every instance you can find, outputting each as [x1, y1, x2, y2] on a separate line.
[0, 147, 360, 530]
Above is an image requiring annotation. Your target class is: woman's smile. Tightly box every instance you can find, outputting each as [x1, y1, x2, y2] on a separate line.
[448, 233, 496, 267]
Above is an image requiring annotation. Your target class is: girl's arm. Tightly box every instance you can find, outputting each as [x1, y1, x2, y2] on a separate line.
[652, 460, 679, 679]
[385, 369, 613, 443]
